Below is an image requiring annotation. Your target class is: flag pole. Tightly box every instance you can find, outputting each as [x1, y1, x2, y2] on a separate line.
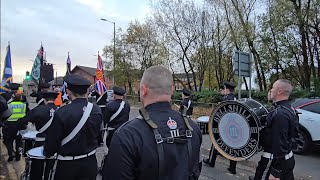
[99, 51, 107, 85]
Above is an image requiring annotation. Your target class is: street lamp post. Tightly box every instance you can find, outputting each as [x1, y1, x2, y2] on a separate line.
[100, 18, 116, 87]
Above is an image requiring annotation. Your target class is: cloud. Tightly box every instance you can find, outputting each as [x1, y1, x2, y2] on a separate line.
[1, 0, 151, 83]
[75, 0, 106, 15]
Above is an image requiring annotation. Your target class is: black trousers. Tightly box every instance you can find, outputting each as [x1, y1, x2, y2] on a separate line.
[53, 155, 97, 180]
[208, 145, 237, 171]
[253, 155, 295, 180]
[29, 159, 55, 180]
[2, 124, 22, 157]
[253, 156, 271, 180]
[106, 130, 115, 148]
[279, 156, 295, 180]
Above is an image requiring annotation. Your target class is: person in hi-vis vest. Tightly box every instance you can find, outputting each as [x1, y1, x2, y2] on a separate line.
[3, 83, 28, 162]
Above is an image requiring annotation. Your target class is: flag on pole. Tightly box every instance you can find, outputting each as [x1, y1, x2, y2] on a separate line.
[31, 45, 44, 85]
[0, 44, 13, 93]
[61, 52, 71, 102]
[95, 52, 107, 95]
[66, 52, 71, 75]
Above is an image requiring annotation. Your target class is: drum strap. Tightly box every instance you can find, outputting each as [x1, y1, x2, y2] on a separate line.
[110, 101, 125, 122]
[39, 114, 55, 133]
[61, 102, 93, 146]
[37, 98, 45, 106]
[7, 97, 13, 104]
[181, 106, 194, 178]
[187, 100, 191, 110]
[102, 101, 125, 147]
[139, 108, 165, 180]
[139, 108, 194, 180]
[96, 92, 107, 102]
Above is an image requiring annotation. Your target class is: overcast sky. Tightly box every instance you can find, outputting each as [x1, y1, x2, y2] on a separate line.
[1, 0, 151, 83]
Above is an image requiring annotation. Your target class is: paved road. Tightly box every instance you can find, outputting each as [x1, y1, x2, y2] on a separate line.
[1, 106, 319, 179]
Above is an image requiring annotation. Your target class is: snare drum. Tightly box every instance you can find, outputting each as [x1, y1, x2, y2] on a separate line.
[23, 146, 56, 180]
[21, 131, 39, 157]
[196, 116, 209, 134]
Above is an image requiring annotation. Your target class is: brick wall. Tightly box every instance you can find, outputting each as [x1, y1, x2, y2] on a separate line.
[72, 69, 95, 84]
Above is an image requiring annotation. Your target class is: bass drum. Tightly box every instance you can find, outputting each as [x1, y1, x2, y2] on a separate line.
[208, 98, 268, 161]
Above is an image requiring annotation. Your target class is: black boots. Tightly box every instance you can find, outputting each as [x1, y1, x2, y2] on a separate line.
[227, 167, 236, 174]
[7, 156, 14, 162]
[203, 158, 215, 167]
[15, 154, 21, 161]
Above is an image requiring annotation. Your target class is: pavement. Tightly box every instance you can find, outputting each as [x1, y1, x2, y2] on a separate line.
[1, 105, 319, 179]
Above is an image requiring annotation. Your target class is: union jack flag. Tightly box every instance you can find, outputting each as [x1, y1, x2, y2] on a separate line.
[95, 52, 107, 95]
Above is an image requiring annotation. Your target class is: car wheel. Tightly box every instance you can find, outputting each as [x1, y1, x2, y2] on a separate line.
[293, 129, 311, 155]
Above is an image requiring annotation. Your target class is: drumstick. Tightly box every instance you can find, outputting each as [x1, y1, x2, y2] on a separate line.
[173, 103, 180, 108]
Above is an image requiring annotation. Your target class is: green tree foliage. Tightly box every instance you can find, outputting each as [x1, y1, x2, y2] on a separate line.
[102, 0, 319, 93]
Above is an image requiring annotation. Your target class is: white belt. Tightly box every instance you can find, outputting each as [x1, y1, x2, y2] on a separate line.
[285, 151, 293, 160]
[262, 152, 273, 159]
[35, 137, 46, 141]
[262, 151, 293, 160]
[57, 149, 96, 160]
[98, 105, 106, 108]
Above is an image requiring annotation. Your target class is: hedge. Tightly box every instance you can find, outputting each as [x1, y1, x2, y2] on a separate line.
[172, 88, 320, 104]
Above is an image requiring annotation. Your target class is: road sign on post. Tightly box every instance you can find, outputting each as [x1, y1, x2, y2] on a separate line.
[233, 51, 252, 99]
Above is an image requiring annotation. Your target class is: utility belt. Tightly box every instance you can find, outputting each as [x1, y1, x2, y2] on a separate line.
[262, 151, 293, 160]
[57, 149, 96, 161]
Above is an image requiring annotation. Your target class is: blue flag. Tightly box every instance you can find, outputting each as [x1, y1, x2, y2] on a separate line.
[0, 45, 13, 93]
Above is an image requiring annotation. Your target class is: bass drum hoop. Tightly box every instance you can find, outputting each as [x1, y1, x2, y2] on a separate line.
[208, 99, 267, 161]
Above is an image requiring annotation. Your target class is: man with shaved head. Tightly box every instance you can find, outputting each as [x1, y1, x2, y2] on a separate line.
[251, 79, 297, 180]
[102, 65, 202, 180]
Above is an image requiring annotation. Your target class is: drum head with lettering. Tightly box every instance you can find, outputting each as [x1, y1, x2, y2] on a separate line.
[208, 100, 261, 161]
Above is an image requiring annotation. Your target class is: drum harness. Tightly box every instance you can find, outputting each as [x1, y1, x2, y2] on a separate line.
[138, 106, 196, 180]
[49, 102, 94, 180]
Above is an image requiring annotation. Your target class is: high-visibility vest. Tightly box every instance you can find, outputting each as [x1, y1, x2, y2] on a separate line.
[7, 101, 26, 122]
